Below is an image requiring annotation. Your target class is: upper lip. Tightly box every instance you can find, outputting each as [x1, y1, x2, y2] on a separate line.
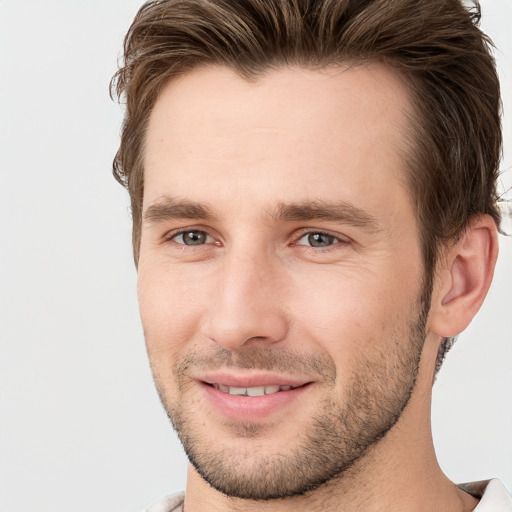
[199, 371, 312, 388]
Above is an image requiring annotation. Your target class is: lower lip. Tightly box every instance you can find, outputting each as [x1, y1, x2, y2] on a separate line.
[200, 382, 311, 423]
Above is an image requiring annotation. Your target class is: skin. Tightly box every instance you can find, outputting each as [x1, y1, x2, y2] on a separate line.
[137, 64, 498, 511]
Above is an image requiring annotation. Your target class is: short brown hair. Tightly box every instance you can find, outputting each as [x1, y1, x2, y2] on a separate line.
[112, 0, 502, 273]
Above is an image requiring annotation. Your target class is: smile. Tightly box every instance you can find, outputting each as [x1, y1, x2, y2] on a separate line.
[202, 379, 312, 422]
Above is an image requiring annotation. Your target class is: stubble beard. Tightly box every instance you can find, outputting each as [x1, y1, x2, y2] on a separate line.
[149, 287, 430, 501]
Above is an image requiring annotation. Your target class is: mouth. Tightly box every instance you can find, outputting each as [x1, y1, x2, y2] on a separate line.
[198, 374, 313, 422]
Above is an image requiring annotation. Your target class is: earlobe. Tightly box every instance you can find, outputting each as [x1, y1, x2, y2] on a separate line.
[429, 215, 499, 338]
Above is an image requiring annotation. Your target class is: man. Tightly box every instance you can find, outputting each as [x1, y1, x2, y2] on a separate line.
[112, 0, 512, 510]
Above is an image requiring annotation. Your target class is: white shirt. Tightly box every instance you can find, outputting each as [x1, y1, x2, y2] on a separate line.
[461, 480, 512, 511]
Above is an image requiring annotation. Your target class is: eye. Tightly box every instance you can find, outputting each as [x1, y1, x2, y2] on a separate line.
[295, 232, 344, 248]
[170, 230, 214, 246]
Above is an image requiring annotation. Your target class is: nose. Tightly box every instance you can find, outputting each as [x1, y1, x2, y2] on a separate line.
[203, 249, 289, 351]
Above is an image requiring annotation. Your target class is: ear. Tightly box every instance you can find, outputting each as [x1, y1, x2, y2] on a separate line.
[428, 215, 499, 337]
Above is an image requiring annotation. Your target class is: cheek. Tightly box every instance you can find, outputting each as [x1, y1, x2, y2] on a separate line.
[137, 262, 210, 358]
[289, 264, 382, 325]
[287, 263, 419, 363]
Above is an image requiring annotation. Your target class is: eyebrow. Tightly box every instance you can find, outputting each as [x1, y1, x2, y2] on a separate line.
[270, 201, 381, 233]
[143, 196, 380, 233]
[143, 196, 218, 224]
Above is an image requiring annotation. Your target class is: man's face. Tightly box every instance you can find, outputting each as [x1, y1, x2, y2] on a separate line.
[138, 65, 429, 499]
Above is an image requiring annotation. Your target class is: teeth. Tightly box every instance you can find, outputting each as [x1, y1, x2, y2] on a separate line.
[247, 386, 265, 397]
[213, 384, 296, 396]
[229, 387, 246, 396]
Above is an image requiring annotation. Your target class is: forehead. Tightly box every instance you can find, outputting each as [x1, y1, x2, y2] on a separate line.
[144, 64, 414, 219]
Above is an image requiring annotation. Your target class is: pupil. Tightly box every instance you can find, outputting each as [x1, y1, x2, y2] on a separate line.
[308, 233, 333, 247]
[184, 231, 205, 245]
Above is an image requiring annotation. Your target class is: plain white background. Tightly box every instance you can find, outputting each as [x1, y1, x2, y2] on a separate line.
[0, 1, 510, 511]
